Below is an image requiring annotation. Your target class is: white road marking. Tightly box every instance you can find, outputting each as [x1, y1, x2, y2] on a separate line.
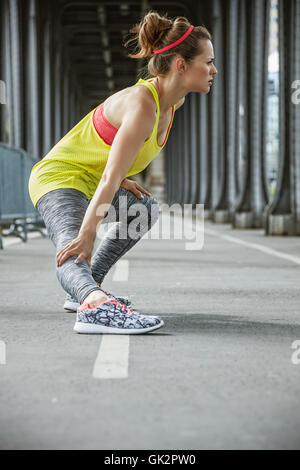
[0, 340, 6, 365]
[173, 213, 300, 265]
[93, 335, 129, 379]
[112, 259, 129, 281]
[205, 227, 300, 266]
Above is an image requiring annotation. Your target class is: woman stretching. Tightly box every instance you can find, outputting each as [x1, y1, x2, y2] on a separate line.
[28, 12, 217, 334]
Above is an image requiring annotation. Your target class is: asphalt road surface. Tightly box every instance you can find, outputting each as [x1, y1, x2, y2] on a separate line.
[1, 216, 300, 450]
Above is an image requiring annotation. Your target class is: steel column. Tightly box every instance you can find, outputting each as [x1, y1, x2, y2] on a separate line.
[214, 0, 239, 223]
[42, 3, 53, 155]
[233, 0, 270, 228]
[9, 0, 22, 148]
[264, 0, 300, 235]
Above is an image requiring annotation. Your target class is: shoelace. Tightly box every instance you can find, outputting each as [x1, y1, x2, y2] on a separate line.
[103, 288, 113, 297]
[108, 298, 134, 315]
[99, 286, 115, 298]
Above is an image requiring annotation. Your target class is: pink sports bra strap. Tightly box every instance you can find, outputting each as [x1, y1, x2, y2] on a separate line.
[93, 103, 118, 145]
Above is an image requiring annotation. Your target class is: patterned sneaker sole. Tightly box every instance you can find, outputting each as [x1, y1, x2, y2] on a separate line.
[73, 319, 164, 335]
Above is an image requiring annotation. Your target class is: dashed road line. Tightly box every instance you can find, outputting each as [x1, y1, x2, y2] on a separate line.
[93, 335, 129, 379]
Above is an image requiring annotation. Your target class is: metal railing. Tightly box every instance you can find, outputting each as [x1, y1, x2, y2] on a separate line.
[0, 143, 46, 249]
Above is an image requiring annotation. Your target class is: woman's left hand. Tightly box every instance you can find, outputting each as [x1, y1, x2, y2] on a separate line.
[120, 178, 151, 199]
[56, 232, 95, 268]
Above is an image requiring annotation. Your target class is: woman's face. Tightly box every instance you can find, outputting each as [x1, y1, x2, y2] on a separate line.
[186, 40, 218, 93]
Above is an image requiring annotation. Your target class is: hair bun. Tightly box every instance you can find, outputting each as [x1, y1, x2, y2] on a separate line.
[124, 10, 212, 68]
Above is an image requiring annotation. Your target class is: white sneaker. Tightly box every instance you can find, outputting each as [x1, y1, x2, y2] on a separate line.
[74, 297, 164, 335]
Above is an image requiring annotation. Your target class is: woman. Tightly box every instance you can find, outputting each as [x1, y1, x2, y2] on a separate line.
[28, 11, 217, 335]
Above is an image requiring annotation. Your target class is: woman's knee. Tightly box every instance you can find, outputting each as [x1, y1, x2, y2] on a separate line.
[148, 196, 160, 226]
[126, 194, 159, 239]
[140, 194, 160, 229]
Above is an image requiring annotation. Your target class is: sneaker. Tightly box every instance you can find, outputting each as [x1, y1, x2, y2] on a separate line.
[63, 288, 132, 312]
[74, 297, 164, 334]
[63, 293, 80, 312]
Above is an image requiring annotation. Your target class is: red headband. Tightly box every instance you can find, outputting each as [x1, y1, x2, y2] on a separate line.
[153, 25, 194, 55]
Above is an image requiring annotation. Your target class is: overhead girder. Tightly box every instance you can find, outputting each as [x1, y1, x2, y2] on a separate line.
[57, 0, 195, 100]
[61, 0, 191, 16]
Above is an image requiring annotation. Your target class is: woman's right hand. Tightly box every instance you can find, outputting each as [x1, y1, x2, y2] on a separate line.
[56, 231, 95, 268]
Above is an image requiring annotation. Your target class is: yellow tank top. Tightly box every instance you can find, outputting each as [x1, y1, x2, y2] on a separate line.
[28, 77, 175, 208]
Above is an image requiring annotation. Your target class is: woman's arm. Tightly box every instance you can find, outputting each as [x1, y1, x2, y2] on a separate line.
[56, 96, 156, 267]
[79, 97, 155, 238]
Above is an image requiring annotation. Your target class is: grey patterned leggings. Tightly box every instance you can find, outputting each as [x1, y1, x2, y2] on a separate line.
[36, 187, 160, 304]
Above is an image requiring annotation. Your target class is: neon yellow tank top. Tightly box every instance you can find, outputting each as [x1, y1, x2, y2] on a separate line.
[28, 77, 175, 208]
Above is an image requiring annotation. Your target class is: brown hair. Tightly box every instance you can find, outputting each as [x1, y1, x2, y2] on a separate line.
[124, 11, 212, 77]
